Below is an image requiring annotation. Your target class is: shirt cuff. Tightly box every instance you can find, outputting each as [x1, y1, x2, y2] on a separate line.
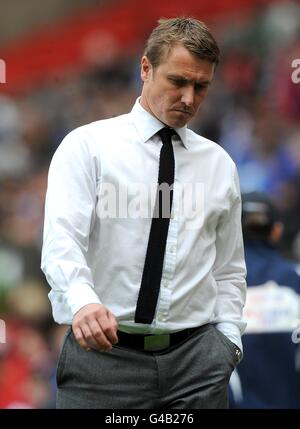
[65, 283, 102, 317]
[215, 321, 243, 353]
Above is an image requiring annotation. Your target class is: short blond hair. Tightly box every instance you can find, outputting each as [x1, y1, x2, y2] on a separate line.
[144, 17, 220, 68]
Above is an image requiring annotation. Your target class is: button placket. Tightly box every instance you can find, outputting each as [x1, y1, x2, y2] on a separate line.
[154, 160, 179, 326]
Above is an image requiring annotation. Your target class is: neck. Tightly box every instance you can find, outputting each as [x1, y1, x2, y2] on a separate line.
[139, 92, 152, 116]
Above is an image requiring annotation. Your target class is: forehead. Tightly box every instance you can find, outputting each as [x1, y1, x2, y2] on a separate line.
[157, 44, 214, 80]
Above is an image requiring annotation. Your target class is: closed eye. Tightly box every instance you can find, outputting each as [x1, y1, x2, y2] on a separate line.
[169, 78, 187, 87]
[195, 83, 208, 92]
[168, 77, 209, 92]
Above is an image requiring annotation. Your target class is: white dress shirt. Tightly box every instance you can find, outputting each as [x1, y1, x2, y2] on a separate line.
[41, 98, 247, 351]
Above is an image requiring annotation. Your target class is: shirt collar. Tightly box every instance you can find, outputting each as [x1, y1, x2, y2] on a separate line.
[130, 98, 189, 149]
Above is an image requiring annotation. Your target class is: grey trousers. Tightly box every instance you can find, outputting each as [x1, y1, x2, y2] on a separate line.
[56, 324, 237, 409]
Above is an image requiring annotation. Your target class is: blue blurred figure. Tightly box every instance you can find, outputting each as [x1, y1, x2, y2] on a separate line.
[229, 191, 300, 408]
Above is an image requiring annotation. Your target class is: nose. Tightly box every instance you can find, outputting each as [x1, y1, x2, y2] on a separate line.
[181, 86, 195, 107]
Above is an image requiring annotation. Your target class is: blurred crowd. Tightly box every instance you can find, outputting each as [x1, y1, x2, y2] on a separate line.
[0, 0, 300, 408]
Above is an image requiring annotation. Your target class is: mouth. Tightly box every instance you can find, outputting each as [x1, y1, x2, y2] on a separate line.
[173, 109, 192, 116]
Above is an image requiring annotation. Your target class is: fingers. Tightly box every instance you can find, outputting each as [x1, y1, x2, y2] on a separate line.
[89, 309, 118, 350]
[88, 319, 113, 351]
[73, 326, 91, 351]
[72, 303, 118, 353]
[102, 310, 119, 345]
[81, 322, 107, 351]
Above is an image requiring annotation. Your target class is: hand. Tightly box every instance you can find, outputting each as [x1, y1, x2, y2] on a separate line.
[72, 303, 118, 352]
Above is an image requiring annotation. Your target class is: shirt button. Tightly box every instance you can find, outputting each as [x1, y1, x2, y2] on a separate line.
[169, 245, 176, 254]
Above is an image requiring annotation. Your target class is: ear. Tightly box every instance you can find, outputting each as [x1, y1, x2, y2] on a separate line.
[141, 56, 153, 82]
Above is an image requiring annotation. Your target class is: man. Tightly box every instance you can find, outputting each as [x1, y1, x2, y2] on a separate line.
[41, 17, 246, 409]
[229, 192, 300, 408]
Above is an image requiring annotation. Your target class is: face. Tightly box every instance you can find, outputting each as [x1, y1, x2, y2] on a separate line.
[140, 44, 215, 128]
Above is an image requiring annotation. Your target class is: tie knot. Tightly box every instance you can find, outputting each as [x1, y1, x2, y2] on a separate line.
[158, 127, 176, 144]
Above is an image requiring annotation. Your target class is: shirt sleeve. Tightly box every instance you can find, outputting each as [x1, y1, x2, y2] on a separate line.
[212, 163, 247, 352]
[41, 129, 101, 323]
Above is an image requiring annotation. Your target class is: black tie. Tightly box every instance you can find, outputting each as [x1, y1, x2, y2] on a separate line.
[135, 127, 175, 324]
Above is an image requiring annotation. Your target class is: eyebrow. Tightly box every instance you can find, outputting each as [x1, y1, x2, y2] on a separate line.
[167, 75, 212, 86]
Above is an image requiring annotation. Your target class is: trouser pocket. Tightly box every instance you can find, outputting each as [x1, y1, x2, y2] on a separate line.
[56, 326, 72, 385]
[213, 327, 239, 366]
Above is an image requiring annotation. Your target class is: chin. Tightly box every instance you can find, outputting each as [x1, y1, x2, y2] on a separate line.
[167, 114, 190, 128]
[162, 118, 185, 128]
[170, 120, 188, 128]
